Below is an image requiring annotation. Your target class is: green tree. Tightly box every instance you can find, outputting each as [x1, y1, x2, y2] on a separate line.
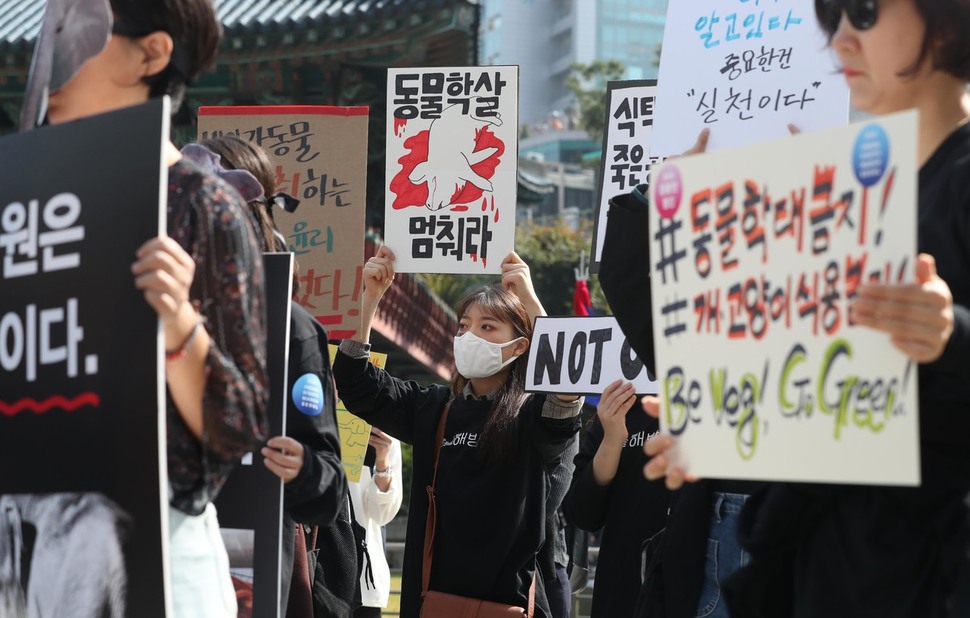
[514, 221, 608, 316]
[564, 60, 626, 143]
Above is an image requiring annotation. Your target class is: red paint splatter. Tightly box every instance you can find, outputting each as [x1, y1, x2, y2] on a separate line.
[389, 124, 506, 210]
[481, 197, 488, 211]
[451, 205, 469, 212]
[389, 130, 430, 210]
[471, 253, 478, 262]
[394, 117, 408, 137]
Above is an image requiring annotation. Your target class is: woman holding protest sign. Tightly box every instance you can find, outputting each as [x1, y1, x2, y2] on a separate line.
[619, 0, 970, 615]
[332, 247, 582, 618]
[24, 1, 270, 615]
[187, 135, 353, 617]
[562, 379, 670, 618]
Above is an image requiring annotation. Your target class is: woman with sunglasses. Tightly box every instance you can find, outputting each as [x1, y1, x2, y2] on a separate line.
[639, 0, 970, 615]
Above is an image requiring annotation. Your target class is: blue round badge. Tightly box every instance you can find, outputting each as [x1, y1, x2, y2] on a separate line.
[292, 373, 324, 416]
[852, 124, 890, 188]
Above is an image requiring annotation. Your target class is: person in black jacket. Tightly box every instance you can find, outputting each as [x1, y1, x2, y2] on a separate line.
[599, 159, 765, 618]
[333, 246, 582, 618]
[563, 380, 670, 617]
[192, 136, 350, 616]
[609, 1, 970, 616]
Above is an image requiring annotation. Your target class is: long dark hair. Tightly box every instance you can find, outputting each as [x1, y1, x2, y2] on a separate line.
[199, 135, 303, 296]
[450, 286, 534, 460]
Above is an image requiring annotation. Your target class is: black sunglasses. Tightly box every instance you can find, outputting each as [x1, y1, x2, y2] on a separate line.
[815, 0, 879, 34]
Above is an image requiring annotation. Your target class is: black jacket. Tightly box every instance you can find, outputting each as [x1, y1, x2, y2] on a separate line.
[724, 122, 970, 618]
[279, 303, 348, 615]
[332, 349, 581, 618]
[563, 408, 670, 617]
[598, 187, 761, 618]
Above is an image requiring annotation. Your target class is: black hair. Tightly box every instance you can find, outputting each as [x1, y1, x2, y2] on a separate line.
[450, 286, 534, 461]
[816, 0, 970, 81]
[110, 0, 222, 109]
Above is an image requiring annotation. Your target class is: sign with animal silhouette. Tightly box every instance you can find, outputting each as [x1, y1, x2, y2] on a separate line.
[327, 344, 388, 483]
[0, 100, 168, 616]
[385, 66, 519, 274]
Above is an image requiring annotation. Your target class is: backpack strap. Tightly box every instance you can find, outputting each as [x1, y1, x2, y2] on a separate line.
[422, 399, 452, 596]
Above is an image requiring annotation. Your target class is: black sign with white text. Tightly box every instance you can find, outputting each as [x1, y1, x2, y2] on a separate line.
[0, 99, 169, 616]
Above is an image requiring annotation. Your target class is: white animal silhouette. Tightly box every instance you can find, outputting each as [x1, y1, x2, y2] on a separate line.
[408, 104, 504, 211]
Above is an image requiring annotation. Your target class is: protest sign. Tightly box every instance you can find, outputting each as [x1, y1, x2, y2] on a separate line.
[385, 66, 519, 274]
[0, 99, 169, 616]
[591, 80, 659, 272]
[649, 111, 919, 485]
[651, 0, 849, 157]
[328, 345, 388, 483]
[216, 253, 293, 618]
[198, 106, 369, 340]
[526, 317, 658, 396]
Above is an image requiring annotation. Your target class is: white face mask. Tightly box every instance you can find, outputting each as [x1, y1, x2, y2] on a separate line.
[453, 331, 524, 379]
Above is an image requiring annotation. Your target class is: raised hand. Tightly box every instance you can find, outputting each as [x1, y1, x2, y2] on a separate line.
[362, 245, 397, 307]
[598, 380, 636, 447]
[501, 251, 545, 322]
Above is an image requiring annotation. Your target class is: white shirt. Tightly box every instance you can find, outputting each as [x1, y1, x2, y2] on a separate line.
[348, 439, 404, 608]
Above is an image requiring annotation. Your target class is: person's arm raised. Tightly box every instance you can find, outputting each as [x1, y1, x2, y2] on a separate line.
[356, 245, 397, 345]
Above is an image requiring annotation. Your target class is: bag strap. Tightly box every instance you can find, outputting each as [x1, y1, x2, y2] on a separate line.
[347, 495, 376, 590]
[422, 399, 451, 596]
[421, 399, 536, 618]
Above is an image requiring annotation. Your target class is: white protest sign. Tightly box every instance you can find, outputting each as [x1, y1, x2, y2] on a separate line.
[591, 80, 659, 272]
[385, 66, 519, 274]
[526, 316, 659, 396]
[651, 0, 849, 157]
[649, 111, 919, 486]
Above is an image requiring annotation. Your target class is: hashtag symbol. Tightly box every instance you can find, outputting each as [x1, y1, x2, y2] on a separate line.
[654, 216, 687, 284]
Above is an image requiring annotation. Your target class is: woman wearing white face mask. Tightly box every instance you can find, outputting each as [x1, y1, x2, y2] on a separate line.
[332, 246, 582, 618]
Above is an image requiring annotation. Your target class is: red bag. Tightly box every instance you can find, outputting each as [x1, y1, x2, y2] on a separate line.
[418, 402, 535, 618]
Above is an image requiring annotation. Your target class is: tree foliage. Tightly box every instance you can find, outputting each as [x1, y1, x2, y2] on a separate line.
[564, 60, 626, 143]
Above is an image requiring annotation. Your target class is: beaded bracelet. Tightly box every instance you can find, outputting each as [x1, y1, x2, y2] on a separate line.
[165, 314, 202, 362]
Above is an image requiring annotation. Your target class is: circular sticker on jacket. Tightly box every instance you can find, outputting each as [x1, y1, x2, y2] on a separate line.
[292, 373, 324, 416]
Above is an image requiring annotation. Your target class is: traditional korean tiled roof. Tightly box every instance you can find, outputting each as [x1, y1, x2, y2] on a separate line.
[0, 0, 473, 51]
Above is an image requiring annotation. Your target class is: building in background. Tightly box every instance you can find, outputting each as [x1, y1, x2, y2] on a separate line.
[480, 0, 667, 222]
[480, 0, 667, 135]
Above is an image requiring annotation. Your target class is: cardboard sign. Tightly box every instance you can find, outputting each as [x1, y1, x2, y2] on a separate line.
[648, 111, 919, 485]
[526, 317, 659, 396]
[591, 80, 659, 273]
[651, 0, 849, 157]
[384, 66, 519, 274]
[0, 100, 169, 616]
[216, 253, 293, 618]
[198, 106, 369, 340]
[328, 345, 388, 483]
